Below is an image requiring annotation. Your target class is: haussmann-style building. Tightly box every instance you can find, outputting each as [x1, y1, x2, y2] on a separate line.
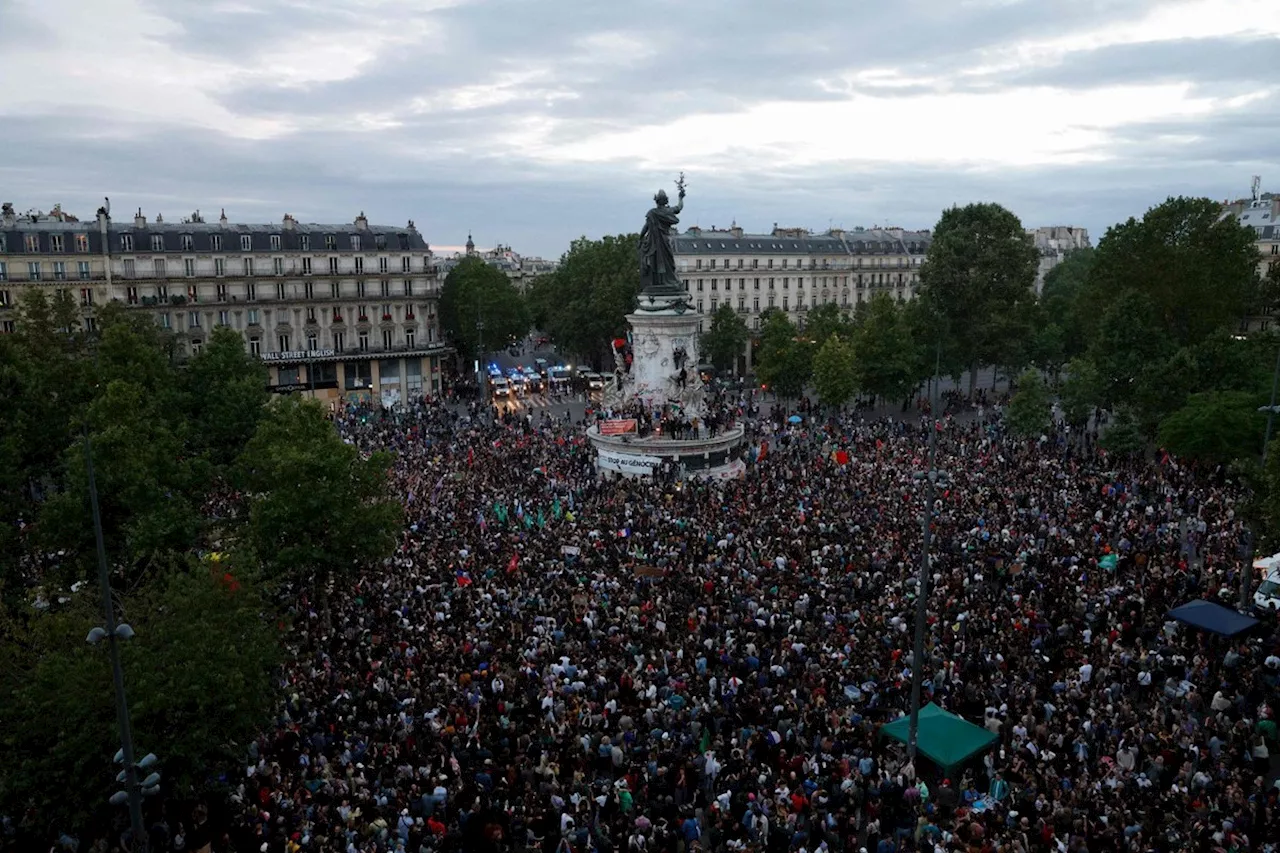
[0, 202, 449, 404]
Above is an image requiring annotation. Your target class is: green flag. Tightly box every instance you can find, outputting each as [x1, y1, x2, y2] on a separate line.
[552, 498, 562, 519]
[537, 509, 546, 529]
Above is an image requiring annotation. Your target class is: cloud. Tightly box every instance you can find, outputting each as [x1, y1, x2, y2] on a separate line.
[0, 0, 1277, 256]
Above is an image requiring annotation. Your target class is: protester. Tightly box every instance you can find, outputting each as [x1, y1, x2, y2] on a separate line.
[212, 392, 1279, 851]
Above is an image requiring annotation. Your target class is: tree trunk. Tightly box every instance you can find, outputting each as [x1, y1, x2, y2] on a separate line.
[968, 362, 978, 400]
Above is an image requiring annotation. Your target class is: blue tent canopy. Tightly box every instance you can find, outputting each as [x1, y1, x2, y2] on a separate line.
[1167, 599, 1259, 637]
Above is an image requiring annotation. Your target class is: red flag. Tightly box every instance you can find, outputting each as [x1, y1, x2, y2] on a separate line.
[468, 447, 475, 467]
[835, 450, 849, 465]
[507, 553, 520, 574]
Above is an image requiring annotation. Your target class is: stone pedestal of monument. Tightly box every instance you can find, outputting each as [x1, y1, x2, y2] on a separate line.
[587, 298, 746, 481]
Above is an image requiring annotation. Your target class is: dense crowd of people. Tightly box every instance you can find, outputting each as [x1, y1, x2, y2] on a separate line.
[40, 384, 1280, 852]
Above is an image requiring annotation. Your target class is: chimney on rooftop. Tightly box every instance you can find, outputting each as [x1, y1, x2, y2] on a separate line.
[219, 209, 228, 226]
[135, 208, 146, 228]
[283, 213, 296, 231]
[355, 211, 369, 231]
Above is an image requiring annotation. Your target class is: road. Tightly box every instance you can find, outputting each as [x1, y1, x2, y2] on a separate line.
[477, 336, 599, 420]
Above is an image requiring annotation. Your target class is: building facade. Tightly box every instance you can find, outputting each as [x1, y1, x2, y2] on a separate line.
[1220, 178, 1279, 332]
[1027, 226, 1091, 294]
[0, 203, 447, 404]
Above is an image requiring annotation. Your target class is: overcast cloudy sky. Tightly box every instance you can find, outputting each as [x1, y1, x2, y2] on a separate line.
[1, 0, 1277, 257]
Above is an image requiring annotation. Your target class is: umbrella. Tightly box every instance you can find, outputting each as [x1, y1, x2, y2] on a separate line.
[788, 415, 803, 424]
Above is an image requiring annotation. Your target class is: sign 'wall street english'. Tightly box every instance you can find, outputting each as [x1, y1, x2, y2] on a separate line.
[261, 349, 337, 362]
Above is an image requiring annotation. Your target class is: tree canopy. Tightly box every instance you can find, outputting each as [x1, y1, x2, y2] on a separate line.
[1004, 370, 1052, 438]
[527, 234, 640, 370]
[916, 202, 1039, 395]
[811, 333, 857, 409]
[852, 293, 920, 404]
[700, 304, 749, 373]
[438, 256, 530, 361]
[755, 310, 812, 400]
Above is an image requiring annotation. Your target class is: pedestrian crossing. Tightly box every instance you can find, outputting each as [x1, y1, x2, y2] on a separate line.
[494, 393, 586, 411]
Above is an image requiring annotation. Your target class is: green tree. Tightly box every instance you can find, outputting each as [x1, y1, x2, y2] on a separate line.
[1039, 247, 1094, 361]
[1059, 357, 1101, 429]
[1157, 391, 1266, 467]
[235, 397, 401, 595]
[801, 302, 854, 350]
[811, 333, 857, 409]
[916, 202, 1040, 396]
[1088, 289, 1177, 409]
[0, 565, 280, 831]
[700, 304, 749, 373]
[1100, 406, 1146, 458]
[1080, 196, 1259, 350]
[185, 325, 269, 468]
[439, 256, 530, 361]
[1004, 369, 1052, 438]
[528, 234, 640, 369]
[852, 293, 919, 404]
[755, 310, 812, 400]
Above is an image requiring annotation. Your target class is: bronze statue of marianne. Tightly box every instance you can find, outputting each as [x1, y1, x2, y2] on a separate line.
[638, 174, 687, 298]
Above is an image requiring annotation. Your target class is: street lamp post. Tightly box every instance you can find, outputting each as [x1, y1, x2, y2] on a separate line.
[908, 344, 947, 768]
[82, 432, 148, 852]
[1240, 344, 1280, 610]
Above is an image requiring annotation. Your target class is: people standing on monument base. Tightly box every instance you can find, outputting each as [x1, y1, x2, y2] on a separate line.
[205, 390, 1280, 853]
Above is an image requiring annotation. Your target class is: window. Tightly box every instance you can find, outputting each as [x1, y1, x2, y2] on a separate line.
[403, 279, 413, 297]
[214, 258, 225, 277]
[350, 235, 361, 251]
[0, 235, 5, 252]
[752, 296, 759, 311]
[405, 329, 415, 348]
[306, 332, 317, 351]
[325, 235, 337, 250]
[0, 262, 5, 281]
[270, 234, 281, 251]
[246, 281, 257, 301]
[159, 313, 171, 329]
[27, 262, 41, 281]
[187, 284, 198, 303]
[240, 234, 252, 251]
[249, 337, 261, 356]
[382, 329, 393, 349]
[184, 258, 195, 277]
[50, 234, 65, 252]
[25, 235, 40, 253]
[273, 258, 284, 276]
[151, 258, 164, 277]
[218, 310, 229, 326]
[738, 297, 745, 311]
[357, 280, 366, 298]
[379, 257, 388, 274]
[75, 234, 89, 253]
[210, 234, 222, 251]
[0, 289, 8, 306]
[278, 334, 290, 352]
[354, 257, 364, 274]
[306, 306, 316, 323]
[1, 320, 13, 334]
[300, 235, 310, 251]
[696, 299, 703, 312]
[156, 284, 168, 300]
[120, 234, 133, 251]
[358, 304, 368, 320]
[333, 330, 345, 351]
[179, 234, 194, 251]
[752, 259, 758, 269]
[379, 279, 390, 297]
[423, 257, 432, 272]
[78, 261, 91, 280]
[767, 259, 774, 269]
[301, 257, 312, 275]
[216, 283, 228, 301]
[329, 257, 339, 275]
[406, 306, 415, 320]
[303, 281, 314, 300]
[84, 316, 97, 333]
[148, 234, 162, 252]
[695, 259, 702, 270]
[188, 311, 201, 329]
[330, 281, 339, 298]
[381, 303, 391, 319]
[53, 262, 66, 280]
[711, 297, 718, 311]
[783, 277, 789, 290]
[247, 309, 260, 325]
[358, 331, 369, 351]
[782, 297, 788, 311]
[243, 258, 254, 276]
[190, 339, 202, 355]
[401, 256, 411, 273]
[275, 282, 286, 300]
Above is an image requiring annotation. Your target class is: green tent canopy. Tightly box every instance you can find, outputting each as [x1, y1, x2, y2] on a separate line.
[881, 703, 998, 770]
